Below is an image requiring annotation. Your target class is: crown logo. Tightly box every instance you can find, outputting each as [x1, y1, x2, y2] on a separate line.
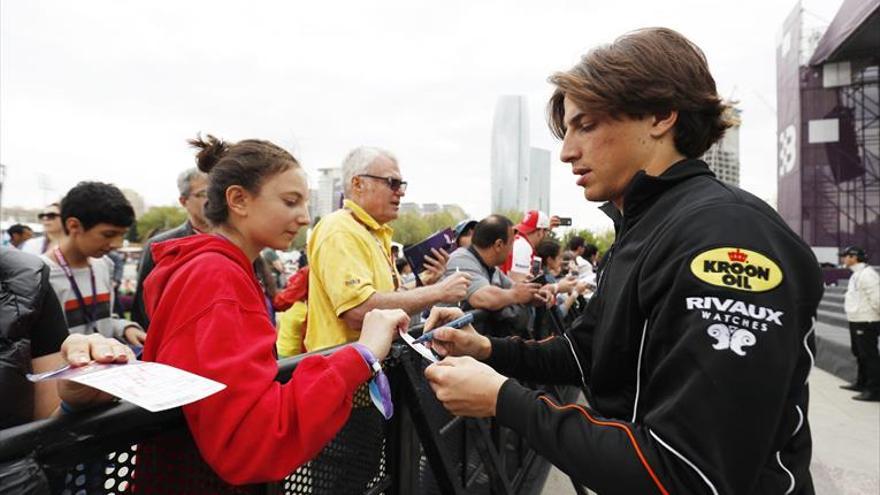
[728, 249, 748, 263]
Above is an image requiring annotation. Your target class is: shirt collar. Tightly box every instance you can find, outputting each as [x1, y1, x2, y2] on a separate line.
[468, 245, 497, 278]
[851, 262, 866, 273]
[345, 199, 387, 231]
[343, 199, 395, 245]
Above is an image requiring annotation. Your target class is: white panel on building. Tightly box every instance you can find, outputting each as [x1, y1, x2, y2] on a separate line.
[822, 61, 852, 88]
[807, 118, 840, 144]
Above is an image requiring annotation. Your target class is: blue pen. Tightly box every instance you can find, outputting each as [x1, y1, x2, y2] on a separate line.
[413, 313, 474, 344]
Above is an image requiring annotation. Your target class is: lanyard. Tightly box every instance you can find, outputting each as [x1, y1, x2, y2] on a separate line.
[347, 210, 401, 290]
[53, 247, 98, 332]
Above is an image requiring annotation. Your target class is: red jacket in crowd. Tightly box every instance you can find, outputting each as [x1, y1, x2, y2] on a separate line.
[141, 235, 369, 485]
[273, 266, 309, 311]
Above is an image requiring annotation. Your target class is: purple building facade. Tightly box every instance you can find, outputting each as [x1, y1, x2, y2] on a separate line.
[776, 0, 880, 257]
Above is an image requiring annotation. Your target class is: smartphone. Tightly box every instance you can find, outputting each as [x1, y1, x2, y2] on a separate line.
[530, 258, 542, 277]
[558, 217, 573, 226]
[528, 273, 548, 285]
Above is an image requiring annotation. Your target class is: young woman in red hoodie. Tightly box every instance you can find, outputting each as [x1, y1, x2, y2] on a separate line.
[139, 135, 408, 490]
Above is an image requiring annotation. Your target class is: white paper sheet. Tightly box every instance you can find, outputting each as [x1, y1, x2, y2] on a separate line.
[29, 361, 226, 413]
[399, 330, 438, 363]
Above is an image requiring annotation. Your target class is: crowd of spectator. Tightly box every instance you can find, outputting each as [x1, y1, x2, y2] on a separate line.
[2, 25, 859, 495]
[0, 134, 596, 491]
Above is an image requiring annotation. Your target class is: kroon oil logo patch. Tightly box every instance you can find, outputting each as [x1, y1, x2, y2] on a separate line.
[690, 247, 783, 292]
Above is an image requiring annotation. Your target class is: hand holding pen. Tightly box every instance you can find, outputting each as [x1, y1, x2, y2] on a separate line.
[418, 308, 491, 360]
[413, 312, 474, 344]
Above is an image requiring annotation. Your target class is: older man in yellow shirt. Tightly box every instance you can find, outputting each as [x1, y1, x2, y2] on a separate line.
[306, 146, 470, 351]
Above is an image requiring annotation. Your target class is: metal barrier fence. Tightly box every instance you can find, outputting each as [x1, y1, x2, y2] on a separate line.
[0, 309, 583, 495]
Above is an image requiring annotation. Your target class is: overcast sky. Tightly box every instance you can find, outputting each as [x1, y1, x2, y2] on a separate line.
[0, 0, 843, 231]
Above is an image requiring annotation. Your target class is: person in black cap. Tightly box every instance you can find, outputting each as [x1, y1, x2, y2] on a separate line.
[839, 246, 880, 401]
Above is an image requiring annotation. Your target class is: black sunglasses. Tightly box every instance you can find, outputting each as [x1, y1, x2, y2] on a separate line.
[38, 212, 60, 220]
[358, 174, 407, 193]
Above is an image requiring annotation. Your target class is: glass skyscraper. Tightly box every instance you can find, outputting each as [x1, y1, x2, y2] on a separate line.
[491, 95, 531, 213]
[490, 96, 551, 214]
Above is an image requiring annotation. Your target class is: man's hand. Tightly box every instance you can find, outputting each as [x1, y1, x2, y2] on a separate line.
[420, 248, 450, 285]
[535, 285, 555, 308]
[57, 333, 135, 409]
[556, 274, 577, 294]
[549, 215, 561, 230]
[425, 356, 508, 417]
[123, 326, 147, 346]
[423, 306, 491, 359]
[359, 309, 411, 361]
[575, 280, 593, 296]
[433, 272, 471, 304]
[510, 282, 540, 305]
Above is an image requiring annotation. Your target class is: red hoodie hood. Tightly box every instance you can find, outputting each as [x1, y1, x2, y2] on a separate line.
[143, 234, 260, 321]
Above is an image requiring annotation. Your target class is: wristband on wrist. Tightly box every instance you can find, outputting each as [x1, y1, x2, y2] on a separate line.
[351, 343, 393, 420]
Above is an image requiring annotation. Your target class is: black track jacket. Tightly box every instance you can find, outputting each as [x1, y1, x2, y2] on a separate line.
[488, 159, 822, 494]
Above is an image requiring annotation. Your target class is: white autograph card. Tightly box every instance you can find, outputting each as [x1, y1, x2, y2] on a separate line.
[399, 330, 439, 363]
[28, 361, 226, 413]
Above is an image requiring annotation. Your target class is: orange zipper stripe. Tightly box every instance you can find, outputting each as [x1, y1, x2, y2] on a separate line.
[538, 395, 670, 495]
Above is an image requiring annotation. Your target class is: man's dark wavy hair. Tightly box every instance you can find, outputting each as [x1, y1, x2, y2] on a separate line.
[548, 27, 731, 158]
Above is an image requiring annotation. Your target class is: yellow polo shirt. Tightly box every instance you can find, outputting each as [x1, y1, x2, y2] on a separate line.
[305, 199, 398, 351]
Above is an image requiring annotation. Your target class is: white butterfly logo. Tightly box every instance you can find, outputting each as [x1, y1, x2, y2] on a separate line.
[706, 324, 757, 357]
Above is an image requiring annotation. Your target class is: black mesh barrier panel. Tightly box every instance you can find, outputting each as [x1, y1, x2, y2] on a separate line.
[52, 408, 389, 495]
[304, 386, 389, 494]
[1, 331, 575, 495]
[402, 350, 492, 495]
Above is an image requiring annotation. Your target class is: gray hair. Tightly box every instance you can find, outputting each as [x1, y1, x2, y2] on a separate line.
[177, 167, 206, 197]
[341, 146, 397, 195]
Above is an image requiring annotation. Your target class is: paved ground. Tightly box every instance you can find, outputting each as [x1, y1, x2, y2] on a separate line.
[542, 367, 880, 494]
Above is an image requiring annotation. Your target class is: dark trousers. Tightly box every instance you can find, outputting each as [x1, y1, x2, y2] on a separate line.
[849, 321, 880, 391]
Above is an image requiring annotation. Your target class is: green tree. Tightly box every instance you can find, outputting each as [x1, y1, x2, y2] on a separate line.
[136, 206, 188, 242]
[389, 212, 430, 245]
[126, 223, 139, 243]
[390, 209, 468, 246]
[595, 229, 616, 253]
[560, 227, 615, 254]
[496, 209, 524, 225]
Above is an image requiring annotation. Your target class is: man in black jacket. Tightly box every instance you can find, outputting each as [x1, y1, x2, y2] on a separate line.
[131, 168, 208, 329]
[424, 27, 822, 494]
[1, 248, 135, 429]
